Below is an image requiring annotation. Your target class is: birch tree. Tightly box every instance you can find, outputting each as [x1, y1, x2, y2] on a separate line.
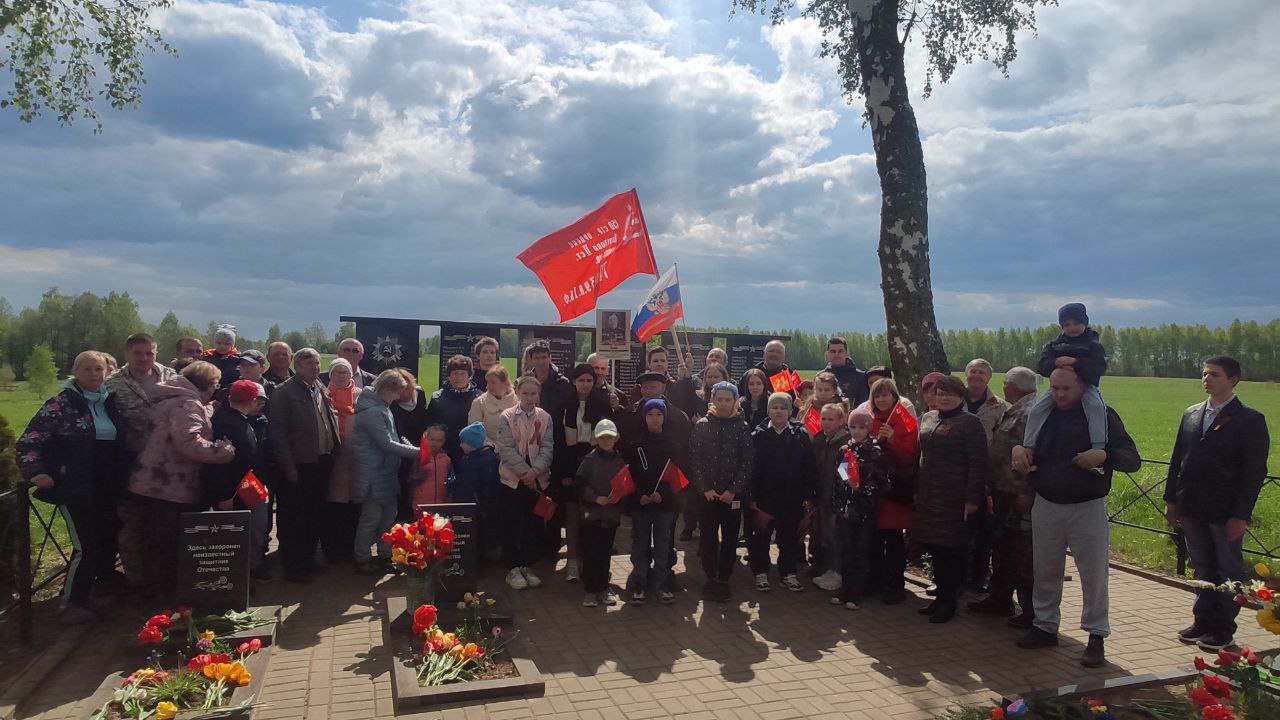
[734, 0, 1056, 400]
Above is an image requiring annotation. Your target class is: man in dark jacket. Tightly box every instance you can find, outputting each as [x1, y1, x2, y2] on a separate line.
[262, 342, 295, 397]
[822, 337, 869, 407]
[747, 391, 817, 592]
[522, 340, 573, 428]
[737, 340, 792, 400]
[426, 354, 483, 463]
[1164, 355, 1271, 652]
[1014, 367, 1140, 668]
[690, 381, 754, 601]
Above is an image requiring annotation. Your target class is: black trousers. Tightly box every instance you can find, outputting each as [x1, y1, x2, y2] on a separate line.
[867, 528, 907, 597]
[497, 483, 543, 570]
[698, 498, 742, 581]
[965, 503, 993, 590]
[746, 508, 801, 577]
[59, 503, 111, 606]
[926, 543, 966, 606]
[276, 456, 333, 577]
[579, 523, 617, 594]
[322, 501, 361, 562]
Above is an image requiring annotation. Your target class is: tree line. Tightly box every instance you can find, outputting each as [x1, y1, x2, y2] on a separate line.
[1, 288, 1277, 382]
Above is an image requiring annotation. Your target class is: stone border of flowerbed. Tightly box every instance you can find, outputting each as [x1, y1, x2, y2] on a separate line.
[382, 595, 544, 709]
[83, 644, 273, 720]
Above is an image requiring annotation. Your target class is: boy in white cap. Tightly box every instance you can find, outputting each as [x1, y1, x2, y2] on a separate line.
[574, 419, 625, 607]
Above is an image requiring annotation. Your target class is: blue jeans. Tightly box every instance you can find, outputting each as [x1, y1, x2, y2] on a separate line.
[838, 518, 874, 603]
[629, 507, 675, 592]
[1182, 517, 1247, 635]
[354, 497, 399, 563]
[1024, 384, 1107, 449]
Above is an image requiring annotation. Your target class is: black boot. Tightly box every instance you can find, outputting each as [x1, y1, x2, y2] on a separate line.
[1080, 634, 1106, 668]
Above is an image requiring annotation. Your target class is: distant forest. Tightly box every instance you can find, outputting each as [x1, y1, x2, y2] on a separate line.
[1, 288, 1277, 381]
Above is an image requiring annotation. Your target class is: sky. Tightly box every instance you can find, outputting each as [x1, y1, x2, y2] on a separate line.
[1, 0, 1277, 338]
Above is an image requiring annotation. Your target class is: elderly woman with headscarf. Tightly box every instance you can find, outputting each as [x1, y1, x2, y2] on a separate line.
[323, 357, 361, 562]
[119, 360, 235, 604]
[17, 350, 127, 624]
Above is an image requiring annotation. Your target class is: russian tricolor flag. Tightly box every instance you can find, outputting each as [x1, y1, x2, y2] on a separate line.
[631, 264, 683, 343]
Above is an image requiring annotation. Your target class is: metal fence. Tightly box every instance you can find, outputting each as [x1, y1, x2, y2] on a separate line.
[0, 482, 73, 644]
[1109, 457, 1280, 576]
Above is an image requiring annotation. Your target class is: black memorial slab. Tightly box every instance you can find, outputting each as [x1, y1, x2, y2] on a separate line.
[355, 318, 420, 376]
[177, 510, 251, 614]
[417, 502, 478, 602]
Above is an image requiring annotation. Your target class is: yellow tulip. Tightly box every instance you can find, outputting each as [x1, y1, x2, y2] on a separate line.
[456, 601, 466, 610]
[485, 598, 496, 606]
[463, 592, 474, 602]
[200, 630, 216, 641]
[155, 701, 178, 720]
[1257, 562, 1272, 578]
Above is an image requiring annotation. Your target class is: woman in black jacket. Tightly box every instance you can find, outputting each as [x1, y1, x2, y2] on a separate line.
[912, 376, 989, 623]
[738, 368, 771, 428]
[16, 351, 126, 625]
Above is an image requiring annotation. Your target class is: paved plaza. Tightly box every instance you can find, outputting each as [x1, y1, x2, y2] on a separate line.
[12, 530, 1277, 720]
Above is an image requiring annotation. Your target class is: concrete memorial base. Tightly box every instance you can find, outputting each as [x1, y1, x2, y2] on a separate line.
[84, 644, 272, 720]
[382, 595, 543, 710]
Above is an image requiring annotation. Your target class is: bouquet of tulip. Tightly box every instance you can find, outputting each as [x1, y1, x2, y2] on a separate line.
[136, 607, 273, 648]
[409, 603, 517, 687]
[91, 638, 262, 719]
[383, 512, 456, 608]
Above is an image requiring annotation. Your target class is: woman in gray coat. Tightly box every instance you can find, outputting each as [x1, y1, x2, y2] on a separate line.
[912, 375, 988, 624]
[352, 370, 421, 574]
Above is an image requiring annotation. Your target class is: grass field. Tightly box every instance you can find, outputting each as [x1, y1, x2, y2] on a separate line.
[2, 367, 1276, 576]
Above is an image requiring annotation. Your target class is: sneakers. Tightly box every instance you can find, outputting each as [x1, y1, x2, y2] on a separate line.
[631, 589, 646, 604]
[782, 574, 804, 592]
[582, 593, 599, 608]
[1196, 632, 1235, 652]
[1178, 623, 1210, 644]
[520, 567, 542, 588]
[1016, 627, 1060, 649]
[564, 559, 580, 583]
[755, 573, 771, 592]
[505, 568, 529, 590]
[658, 589, 675, 604]
[844, 600, 862, 611]
[601, 590, 619, 606]
[1081, 634, 1106, 668]
[812, 570, 841, 591]
[829, 596, 842, 605]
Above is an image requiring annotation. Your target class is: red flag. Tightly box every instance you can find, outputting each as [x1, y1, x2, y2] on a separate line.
[533, 493, 558, 520]
[659, 460, 689, 494]
[517, 189, 657, 321]
[419, 437, 432, 467]
[789, 370, 803, 391]
[769, 371, 793, 393]
[803, 406, 822, 436]
[892, 402, 918, 434]
[609, 465, 636, 499]
[236, 470, 268, 508]
[839, 448, 861, 489]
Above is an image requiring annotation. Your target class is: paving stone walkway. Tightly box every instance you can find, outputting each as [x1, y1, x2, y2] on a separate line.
[14, 528, 1277, 720]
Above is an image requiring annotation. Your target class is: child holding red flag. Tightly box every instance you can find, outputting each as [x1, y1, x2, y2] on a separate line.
[747, 392, 816, 593]
[867, 378, 920, 604]
[624, 399, 683, 604]
[832, 409, 888, 609]
[810, 403, 852, 592]
[574, 419, 626, 608]
[689, 382, 754, 602]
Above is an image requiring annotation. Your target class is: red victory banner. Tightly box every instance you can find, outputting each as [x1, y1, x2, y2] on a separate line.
[803, 406, 822, 436]
[236, 470, 269, 508]
[769, 370, 793, 393]
[609, 465, 636, 499]
[659, 459, 690, 494]
[517, 189, 658, 321]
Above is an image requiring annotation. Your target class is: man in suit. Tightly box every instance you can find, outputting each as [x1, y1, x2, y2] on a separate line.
[269, 347, 342, 583]
[321, 338, 377, 388]
[1164, 355, 1271, 651]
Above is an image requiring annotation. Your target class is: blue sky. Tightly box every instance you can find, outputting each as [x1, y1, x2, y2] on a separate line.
[1, 0, 1277, 338]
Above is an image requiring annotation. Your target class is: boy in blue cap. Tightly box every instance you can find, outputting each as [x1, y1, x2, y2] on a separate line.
[450, 421, 500, 561]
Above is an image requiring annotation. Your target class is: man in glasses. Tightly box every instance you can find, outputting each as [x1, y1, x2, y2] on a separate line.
[322, 338, 376, 388]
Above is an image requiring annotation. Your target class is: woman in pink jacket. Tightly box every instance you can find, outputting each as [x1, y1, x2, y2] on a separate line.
[119, 360, 234, 603]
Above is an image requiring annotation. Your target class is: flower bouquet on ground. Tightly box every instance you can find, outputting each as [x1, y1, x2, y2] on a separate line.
[135, 607, 273, 657]
[92, 638, 263, 719]
[383, 512, 455, 609]
[409, 602, 519, 687]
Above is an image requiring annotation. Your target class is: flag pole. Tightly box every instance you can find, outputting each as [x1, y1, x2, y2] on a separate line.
[668, 263, 686, 367]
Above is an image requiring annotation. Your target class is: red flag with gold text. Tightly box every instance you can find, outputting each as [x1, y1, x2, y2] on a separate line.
[517, 189, 657, 321]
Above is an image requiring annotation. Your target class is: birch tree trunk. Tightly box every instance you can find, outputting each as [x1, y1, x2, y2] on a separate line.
[850, 0, 950, 402]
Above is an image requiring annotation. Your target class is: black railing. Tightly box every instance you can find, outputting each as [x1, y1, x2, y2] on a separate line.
[1110, 458, 1280, 576]
[0, 482, 74, 644]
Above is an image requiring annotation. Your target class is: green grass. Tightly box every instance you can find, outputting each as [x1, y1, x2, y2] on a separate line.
[3, 371, 1277, 576]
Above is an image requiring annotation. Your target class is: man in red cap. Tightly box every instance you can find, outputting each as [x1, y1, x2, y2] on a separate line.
[206, 379, 272, 580]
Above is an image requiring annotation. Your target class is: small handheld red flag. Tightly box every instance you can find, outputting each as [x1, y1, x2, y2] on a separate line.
[769, 371, 793, 393]
[236, 470, 268, 508]
[789, 370, 803, 391]
[533, 493, 558, 520]
[659, 460, 689, 494]
[803, 406, 822, 436]
[609, 465, 636, 499]
[839, 448, 861, 489]
[892, 403, 919, 434]
[419, 437, 432, 467]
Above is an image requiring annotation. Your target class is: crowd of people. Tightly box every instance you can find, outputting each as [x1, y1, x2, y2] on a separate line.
[14, 304, 1271, 670]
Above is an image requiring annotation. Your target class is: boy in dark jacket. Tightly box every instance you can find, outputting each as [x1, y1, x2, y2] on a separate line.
[833, 409, 888, 609]
[747, 392, 816, 593]
[575, 419, 626, 607]
[1021, 302, 1109, 456]
[206, 380, 271, 578]
[689, 382, 754, 602]
[624, 399, 683, 604]
[810, 403, 852, 592]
